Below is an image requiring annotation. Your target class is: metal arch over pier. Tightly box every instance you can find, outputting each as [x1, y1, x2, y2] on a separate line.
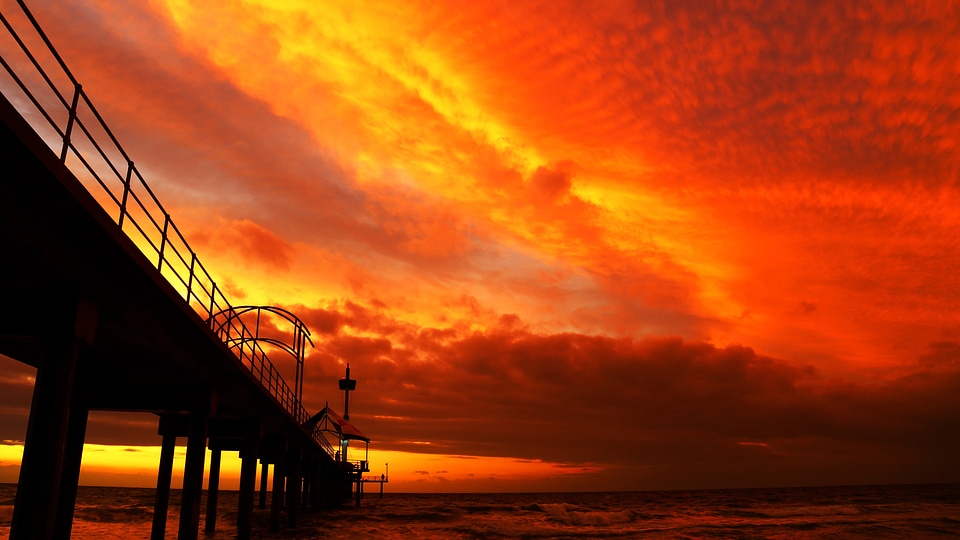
[0, 2, 376, 538]
[210, 305, 315, 403]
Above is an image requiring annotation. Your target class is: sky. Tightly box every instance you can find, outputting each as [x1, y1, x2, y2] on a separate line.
[1, 0, 959, 492]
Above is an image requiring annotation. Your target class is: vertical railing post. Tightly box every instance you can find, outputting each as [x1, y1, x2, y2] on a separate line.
[294, 359, 300, 409]
[60, 82, 81, 162]
[208, 284, 218, 324]
[117, 160, 134, 228]
[299, 329, 306, 402]
[186, 252, 197, 304]
[294, 328, 302, 405]
[157, 212, 170, 270]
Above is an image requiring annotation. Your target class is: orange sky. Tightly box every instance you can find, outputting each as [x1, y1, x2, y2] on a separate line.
[1, 0, 959, 491]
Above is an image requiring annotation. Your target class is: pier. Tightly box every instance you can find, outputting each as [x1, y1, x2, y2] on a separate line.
[0, 2, 376, 538]
[361, 473, 391, 499]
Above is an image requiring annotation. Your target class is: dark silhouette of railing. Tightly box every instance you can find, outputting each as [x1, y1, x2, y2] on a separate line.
[0, 1, 329, 450]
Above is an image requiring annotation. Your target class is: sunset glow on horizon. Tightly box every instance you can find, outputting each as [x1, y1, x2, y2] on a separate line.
[1, 0, 959, 492]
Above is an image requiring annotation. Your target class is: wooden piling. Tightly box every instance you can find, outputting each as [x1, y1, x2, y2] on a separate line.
[259, 461, 269, 509]
[237, 436, 259, 540]
[178, 406, 210, 540]
[204, 448, 222, 533]
[9, 298, 96, 540]
[270, 449, 286, 533]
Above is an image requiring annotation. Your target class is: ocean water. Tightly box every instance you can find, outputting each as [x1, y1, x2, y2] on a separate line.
[1, 483, 958, 538]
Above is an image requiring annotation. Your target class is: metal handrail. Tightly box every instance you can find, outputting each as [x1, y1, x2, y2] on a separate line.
[0, 2, 317, 434]
[361, 475, 388, 482]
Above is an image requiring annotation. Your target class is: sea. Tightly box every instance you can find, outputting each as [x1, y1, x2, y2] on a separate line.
[1, 483, 958, 538]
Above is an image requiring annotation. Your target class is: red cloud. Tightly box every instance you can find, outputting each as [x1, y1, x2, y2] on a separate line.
[297, 312, 960, 488]
[190, 218, 293, 270]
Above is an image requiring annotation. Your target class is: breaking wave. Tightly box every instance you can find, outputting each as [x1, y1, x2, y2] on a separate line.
[527, 502, 637, 526]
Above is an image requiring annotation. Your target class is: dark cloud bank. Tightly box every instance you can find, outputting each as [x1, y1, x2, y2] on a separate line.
[291, 304, 960, 490]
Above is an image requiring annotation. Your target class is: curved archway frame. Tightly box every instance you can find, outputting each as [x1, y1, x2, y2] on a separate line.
[209, 306, 314, 403]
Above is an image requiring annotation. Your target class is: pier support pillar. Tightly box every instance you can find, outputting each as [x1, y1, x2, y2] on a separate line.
[301, 456, 311, 512]
[355, 473, 362, 507]
[342, 469, 353, 500]
[309, 463, 321, 509]
[258, 461, 269, 509]
[237, 436, 260, 540]
[286, 448, 301, 527]
[204, 448, 222, 533]
[10, 297, 96, 540]
[150, 415, 187, 540]
[270, 442, 286, 533]
[178, 398, 212, 540]
[52, 388, 89, 540]
[313, 461, 333, 508]
[151, 416, 181, 540]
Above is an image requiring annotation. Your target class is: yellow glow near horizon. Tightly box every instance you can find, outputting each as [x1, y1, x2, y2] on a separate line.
[367, 449, 601, 492]
[1, 443, 597, 492]
[0, 443, 243, 489]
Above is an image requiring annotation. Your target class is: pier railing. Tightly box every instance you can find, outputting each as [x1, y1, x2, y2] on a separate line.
[0, 1, 328, 447]
[361, 475, 388, 482]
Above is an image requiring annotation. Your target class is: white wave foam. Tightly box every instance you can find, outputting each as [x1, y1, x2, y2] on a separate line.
[536, 502, 636, 526]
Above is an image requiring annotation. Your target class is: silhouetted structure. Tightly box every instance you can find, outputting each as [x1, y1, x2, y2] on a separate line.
[339, 363, 358, 420]
[0, 2, 374, 538]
